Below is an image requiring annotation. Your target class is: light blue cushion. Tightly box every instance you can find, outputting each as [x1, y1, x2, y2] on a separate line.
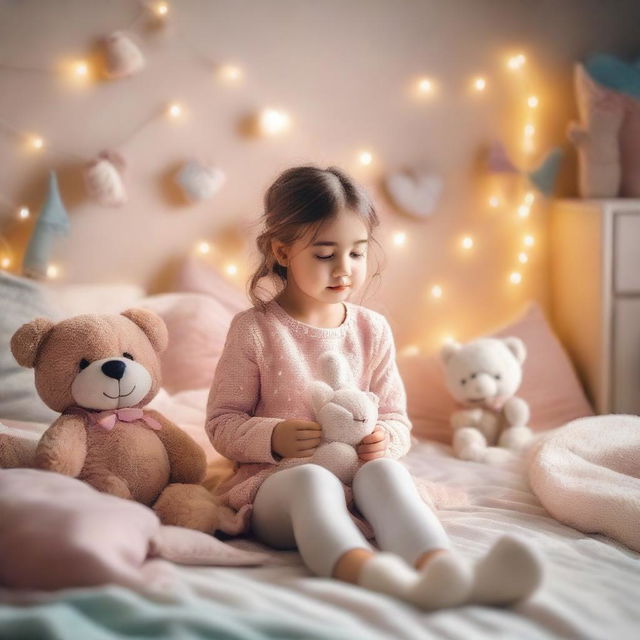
[0, 272, 59, 423]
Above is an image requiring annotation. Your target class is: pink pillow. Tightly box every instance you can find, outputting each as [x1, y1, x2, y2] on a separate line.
[398, 303, 594, 444]
[175, 256, 249, 316]
[140, 292, 237, 393]
[0, 468, 269, 591]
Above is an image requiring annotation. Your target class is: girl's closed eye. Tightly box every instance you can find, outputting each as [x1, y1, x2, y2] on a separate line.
[314, 252, 366, 260]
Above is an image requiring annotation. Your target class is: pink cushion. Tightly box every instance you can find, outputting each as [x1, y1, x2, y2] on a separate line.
[398, 303, 594, 444]
[175, 256, 249, 316]
[0, 468, 270, 591]
[140, 292, 238, 393]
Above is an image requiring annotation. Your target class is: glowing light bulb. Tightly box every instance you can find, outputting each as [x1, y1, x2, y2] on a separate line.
[431, 285, 443, 299]
[259, 108, 290, 135]
[461, 236, 474, 250]
[73, 61, 88, 77]
[46, 264, 60, 279]
[167, 103, 184, 119]
[489, 196, 500, 208]
[225, 263, 238, 276]
[518, 252, 529, 264]
[400, 344, 420, 357]
[507, 53, 526, 70]
[29, 136, 44, 150]
[417, 77, 435, 95]
[392, 231, 407, 247]
[524, 192, 535, 205]
[1, 257, 11, 269]
[524, 123, 535, 138]
[473, 76, 487, 92]
[527, 95, 539, 109]
[358, 151, 373, 166]
[154, 2, 169, 17]
[518, 204, 530, 219]
[442, 334, 456, 345]
[197, 241, 211, 255]
[18, 206, 30, 220]
[218, 64, 243, 82]
[523, 234, 535, 247]
[509, 271, 522, 285]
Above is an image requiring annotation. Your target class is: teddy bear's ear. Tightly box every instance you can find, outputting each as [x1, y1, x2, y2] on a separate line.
[10, 317, 55, 368]
[502, 337, 527, 364]
[440, 340, 461, 365]
[121, 308, 168, 353]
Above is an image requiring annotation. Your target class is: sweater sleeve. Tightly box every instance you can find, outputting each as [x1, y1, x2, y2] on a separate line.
[205, 312, 280, 464]
[370, 316, 412, 459]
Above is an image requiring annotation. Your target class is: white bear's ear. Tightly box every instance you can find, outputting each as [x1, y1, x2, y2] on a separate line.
[310, 380, 334, 414]
[440, 340, 461, 365]
[502, 337, 526, 364]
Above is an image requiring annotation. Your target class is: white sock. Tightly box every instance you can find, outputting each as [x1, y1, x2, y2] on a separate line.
[469, 536, 543, 606]
[358, 552, 471, 610]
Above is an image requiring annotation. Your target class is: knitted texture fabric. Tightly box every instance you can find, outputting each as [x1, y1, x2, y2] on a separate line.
[205, 299, 412, 535]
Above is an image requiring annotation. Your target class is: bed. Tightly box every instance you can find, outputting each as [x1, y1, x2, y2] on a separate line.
[1, 266, 639, 639]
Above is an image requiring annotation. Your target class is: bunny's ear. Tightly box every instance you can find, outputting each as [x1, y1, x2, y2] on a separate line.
[319, 351, 353, 390]
[365, 391, 379, 407]
[310, 380, 334, 414]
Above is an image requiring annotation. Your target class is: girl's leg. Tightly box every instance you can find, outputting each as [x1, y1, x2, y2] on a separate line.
[353, 458, 543, 606]
[252, 463, 469, 610]
[252, 464, 373, 577]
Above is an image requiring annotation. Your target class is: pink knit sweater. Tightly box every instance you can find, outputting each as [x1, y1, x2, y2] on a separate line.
[205, 299, 412, 535]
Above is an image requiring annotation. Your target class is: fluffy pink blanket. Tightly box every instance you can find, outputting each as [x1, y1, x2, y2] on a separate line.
[528, 415, 640, 552]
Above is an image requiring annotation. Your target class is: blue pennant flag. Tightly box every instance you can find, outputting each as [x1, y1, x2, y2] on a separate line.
[23, 171, 70, 278]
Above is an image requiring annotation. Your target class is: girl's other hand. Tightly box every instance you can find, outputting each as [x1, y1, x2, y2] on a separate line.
[272, 419, 322, 459]
[356, 425, 389, 462]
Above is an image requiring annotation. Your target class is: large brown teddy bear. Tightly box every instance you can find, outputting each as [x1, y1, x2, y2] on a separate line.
[2, 309, 219, 533]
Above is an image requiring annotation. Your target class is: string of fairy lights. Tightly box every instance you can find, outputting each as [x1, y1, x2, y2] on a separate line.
[0, 2, 548, 348]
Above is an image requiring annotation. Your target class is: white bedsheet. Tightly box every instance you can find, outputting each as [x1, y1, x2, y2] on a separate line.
[2, 391, 640, 639]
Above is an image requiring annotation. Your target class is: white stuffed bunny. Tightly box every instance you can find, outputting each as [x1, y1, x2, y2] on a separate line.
[440, 337, 533, 464]
[308, 351, 379, 483]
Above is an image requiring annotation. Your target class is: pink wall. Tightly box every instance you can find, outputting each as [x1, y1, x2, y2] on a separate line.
[1, 0, 639, 350]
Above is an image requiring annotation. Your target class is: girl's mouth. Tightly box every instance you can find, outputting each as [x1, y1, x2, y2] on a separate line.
[328, 285, 350, 291]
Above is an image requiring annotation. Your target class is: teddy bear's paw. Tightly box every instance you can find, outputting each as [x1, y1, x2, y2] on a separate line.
[452, 428, 488, 462]
[483, 446, 515, 465]
[498, 426, 533, 452]
[154, 483, 219, 533]
[84, 472, 132, 499]
[0, 433, 36, 469]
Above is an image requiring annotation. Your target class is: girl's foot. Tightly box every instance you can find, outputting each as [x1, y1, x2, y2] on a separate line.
[469, 536, 543, 605]
[358, 552, 471, 610]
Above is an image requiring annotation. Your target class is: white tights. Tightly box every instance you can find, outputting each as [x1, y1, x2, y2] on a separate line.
[251, 458, 451, 577]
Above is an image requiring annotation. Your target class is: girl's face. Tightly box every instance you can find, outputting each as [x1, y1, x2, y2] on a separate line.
[273, 209, 369, 305]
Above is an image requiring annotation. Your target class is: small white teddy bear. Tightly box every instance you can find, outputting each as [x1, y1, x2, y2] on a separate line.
[440, 337, 533, 464]
[309, 351, 379, 483]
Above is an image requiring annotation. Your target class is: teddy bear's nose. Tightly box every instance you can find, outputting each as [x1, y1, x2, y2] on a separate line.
[101, 360, 126, 380]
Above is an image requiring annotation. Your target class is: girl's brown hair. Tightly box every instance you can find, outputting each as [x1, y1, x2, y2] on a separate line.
[249, 165, 383, 309]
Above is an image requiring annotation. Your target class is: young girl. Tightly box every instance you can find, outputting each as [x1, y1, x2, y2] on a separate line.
[206, 165, 543, 610]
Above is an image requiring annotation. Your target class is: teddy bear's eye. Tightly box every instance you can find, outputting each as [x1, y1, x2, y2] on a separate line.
[470, 373, 477, 379]
[79, 359, 90, 370]
[123, 352, 134, 361]
[494, 373, 501, 380]
[460, 378, 467, 385]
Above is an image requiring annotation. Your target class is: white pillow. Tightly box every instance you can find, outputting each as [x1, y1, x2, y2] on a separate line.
[0, 273, 59, 423]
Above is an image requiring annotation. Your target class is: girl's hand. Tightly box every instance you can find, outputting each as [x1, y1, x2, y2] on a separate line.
[272, 419, 322, 459]
[356, 426, 389, 462]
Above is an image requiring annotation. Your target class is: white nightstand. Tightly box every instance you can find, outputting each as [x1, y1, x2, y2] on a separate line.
[550, 199, 640, 415]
